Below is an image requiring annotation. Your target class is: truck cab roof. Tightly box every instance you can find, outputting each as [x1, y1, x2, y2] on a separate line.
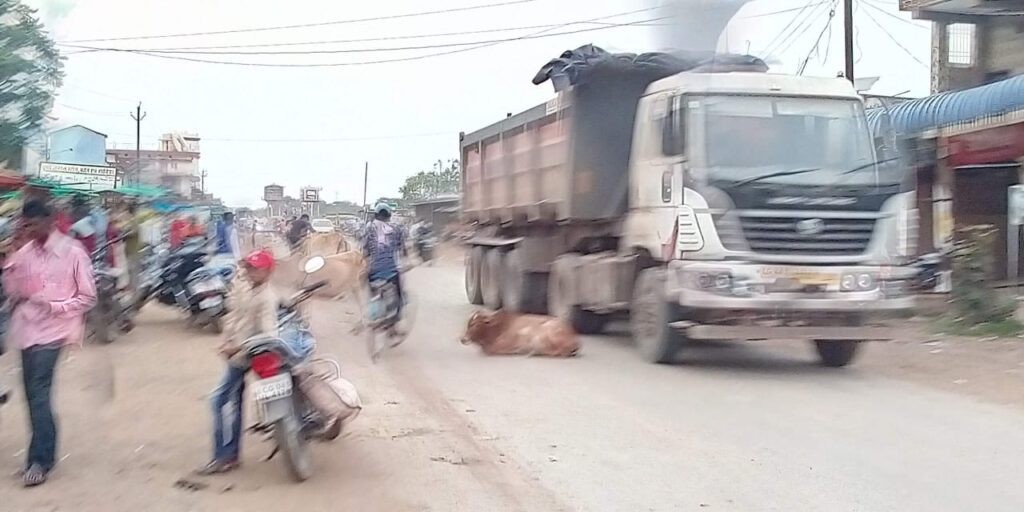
[648, 72, 861, 100]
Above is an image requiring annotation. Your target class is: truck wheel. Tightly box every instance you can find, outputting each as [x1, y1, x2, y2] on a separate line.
[631, 268, 683, 364]
[465, 247, 484, 305]
[481, 249, 504, 310]
[502, 249, 547, 314]
[814, 340, 860, 367]
[571, 308, 607, 335]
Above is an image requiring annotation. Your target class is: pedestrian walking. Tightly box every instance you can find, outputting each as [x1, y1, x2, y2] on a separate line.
[1, 199, 96, 487]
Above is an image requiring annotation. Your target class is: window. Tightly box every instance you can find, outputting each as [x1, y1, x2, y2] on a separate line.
[661, 95, 685, 156]
[947, 23, 975, 67]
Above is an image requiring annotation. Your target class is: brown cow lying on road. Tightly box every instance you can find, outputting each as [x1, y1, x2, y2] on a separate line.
[462, 310, 580, 357]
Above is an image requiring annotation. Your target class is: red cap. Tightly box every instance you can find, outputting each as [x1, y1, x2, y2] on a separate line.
[243, 249, 275, 270]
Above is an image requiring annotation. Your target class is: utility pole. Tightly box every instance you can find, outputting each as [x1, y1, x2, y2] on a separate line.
[130, 102, 147, 184]
[200, 168, 208, 193]
[843, 0, 855, 84]
[362, 161, 369, 220]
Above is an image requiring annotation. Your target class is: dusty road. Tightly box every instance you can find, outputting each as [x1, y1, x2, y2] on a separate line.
[2, 258, 1023, 511]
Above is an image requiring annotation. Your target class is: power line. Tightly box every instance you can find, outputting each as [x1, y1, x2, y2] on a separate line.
[65, 18, 665, 56]
[105, 130, 457, 143]
[58, 103, 127, 116]
[773, 1, 832, 58]
[861, 6, 928, 67]
[860, 0, 930, 30]
[798, 1, 837, 75]
[59, 7, 664, 53]
[742, 1, 830, 19]
[758, 0, 820, 57]
[68, 16, 669, 67]
[61, 0, 537, 43]
[62, 83, 135, 101]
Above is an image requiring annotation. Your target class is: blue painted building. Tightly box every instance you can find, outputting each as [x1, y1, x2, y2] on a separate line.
[46, 125, 108, 166]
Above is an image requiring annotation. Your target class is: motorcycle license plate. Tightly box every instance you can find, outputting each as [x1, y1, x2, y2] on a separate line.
[199, 296, 223, 309]
[252, 374, 292, 402]
[191, 277, 224, 295]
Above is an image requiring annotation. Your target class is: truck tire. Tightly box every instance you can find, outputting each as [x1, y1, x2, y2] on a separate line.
[465, 247, 484, 305]
[481, 249, 504, 310]
[502, 249, 547, 314]
[814, 340, 860, 368]
[548, 254, 607, 334]
[631, 268, 683, 364]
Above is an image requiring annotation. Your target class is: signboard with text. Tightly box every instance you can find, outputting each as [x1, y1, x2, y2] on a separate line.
[39, 162, 117, 190]
[301, 187, 320, 202]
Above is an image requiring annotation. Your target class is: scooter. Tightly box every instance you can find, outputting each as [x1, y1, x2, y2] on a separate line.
[243, 256, 352, 482]
[135, 237, 234, 332]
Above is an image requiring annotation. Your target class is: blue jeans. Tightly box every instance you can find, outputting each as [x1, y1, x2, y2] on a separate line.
[21, 344, 62, 471]
[210, 365, 246, 461]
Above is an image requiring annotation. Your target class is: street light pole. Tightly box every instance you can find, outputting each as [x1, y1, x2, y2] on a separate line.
[843, 0, 855, 84]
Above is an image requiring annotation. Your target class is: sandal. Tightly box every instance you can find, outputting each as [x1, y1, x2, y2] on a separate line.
[23, 465, 47, 487]
[194, 458, 239, 476]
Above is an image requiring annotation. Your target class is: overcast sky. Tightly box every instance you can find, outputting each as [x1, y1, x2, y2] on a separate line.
[26, 0, 931, 207]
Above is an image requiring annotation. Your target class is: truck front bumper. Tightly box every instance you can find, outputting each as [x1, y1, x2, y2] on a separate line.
[664, 260, 915, 341]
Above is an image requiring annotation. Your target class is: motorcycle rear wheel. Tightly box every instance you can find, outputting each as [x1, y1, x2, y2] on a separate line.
[274, 414, 312, 482]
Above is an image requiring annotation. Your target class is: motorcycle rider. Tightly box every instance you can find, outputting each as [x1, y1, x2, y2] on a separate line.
[212, 211, 242, 266]
[362, 202, 407, 321]
[197, 249, 278, 475]
[413, 220, 434, 261]
[286, 214, 312, 251]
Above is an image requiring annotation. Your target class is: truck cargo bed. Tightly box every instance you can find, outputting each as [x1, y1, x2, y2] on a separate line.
[460, 63, 668, 227]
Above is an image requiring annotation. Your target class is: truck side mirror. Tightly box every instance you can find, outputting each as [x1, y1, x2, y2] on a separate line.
[661, 170, 672, 203]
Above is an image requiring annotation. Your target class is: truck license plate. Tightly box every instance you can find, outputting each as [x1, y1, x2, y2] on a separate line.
[758, 267, 839, 286]
[252, 374, 292, 402]
[199, 296, 223, 309]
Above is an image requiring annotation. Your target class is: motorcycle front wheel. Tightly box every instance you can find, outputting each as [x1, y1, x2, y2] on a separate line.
[274, 414, 312, 482]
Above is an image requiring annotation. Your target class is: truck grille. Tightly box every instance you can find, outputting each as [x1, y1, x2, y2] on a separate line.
[730, 215, 877, 256]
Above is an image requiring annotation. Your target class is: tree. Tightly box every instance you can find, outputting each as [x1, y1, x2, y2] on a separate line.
[0, 0, 64, 168]
[399, 158, 460, 201]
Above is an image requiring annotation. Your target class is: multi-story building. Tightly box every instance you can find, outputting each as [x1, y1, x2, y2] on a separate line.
[901, 0, 1024, 92]
[106, 132, 200, 197]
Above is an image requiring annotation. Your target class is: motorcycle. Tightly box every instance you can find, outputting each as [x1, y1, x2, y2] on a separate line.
[243, 256, 355, 482]
[414, 230, 436, 264]
[364, 266, 417, 363]
[135, 237, 235, 332]
[909, 251, 945, 292]
[88, 236, 134, 344]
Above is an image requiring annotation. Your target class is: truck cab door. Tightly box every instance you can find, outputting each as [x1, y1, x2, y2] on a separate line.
[624, 94, 689, 260]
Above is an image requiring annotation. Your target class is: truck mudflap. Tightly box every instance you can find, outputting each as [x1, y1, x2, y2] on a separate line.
[673, 323, 893, 341]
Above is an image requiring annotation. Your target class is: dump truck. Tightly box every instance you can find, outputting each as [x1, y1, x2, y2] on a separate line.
[460, 64, 916, 367]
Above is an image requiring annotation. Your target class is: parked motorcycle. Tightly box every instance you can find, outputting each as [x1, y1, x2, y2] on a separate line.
[909, 251, 945, 292]
[135, 238, 234, 332]
[88, 235, 134, 344]
[243, 256, 357, 482]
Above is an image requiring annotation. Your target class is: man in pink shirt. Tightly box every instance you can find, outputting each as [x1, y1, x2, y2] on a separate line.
[2, 199, 96, 487]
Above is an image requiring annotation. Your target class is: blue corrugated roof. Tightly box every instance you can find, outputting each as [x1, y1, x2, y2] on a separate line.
[866, 74, 1024, 136]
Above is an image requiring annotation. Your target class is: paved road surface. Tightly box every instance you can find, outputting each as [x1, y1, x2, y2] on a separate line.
[2, 261, 1022, 511]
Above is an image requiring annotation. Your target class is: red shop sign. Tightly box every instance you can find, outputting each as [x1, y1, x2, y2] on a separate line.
[946, 122, 1024, 167]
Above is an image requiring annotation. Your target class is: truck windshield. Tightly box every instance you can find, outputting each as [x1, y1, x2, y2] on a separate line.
[694, 95, 892, 186]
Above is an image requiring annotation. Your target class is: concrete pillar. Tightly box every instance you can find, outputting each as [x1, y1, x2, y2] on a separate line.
[931, 20, 950, 93]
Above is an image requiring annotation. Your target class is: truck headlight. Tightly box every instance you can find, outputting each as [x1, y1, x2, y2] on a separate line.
[840, 272, 877, 291]
[681, 269, 732, 291]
